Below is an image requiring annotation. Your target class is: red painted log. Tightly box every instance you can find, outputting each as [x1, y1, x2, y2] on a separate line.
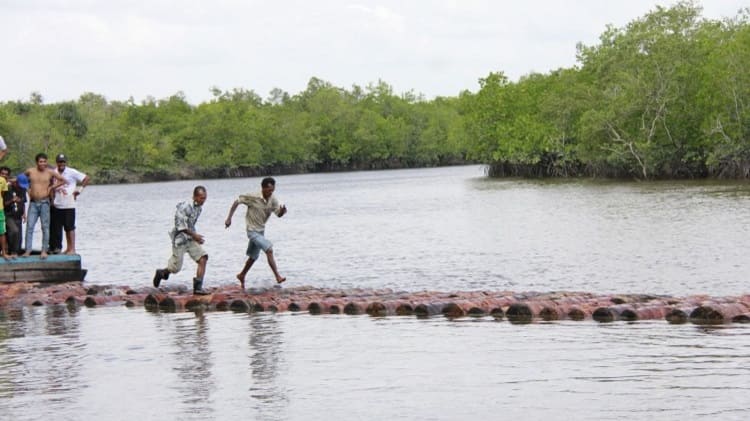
[158, 296, 181, 312]
[538, 301, 567, 321]
[265, 298, 290, 313]
[308, 298, 348, 314]
[490, 306, 505, 320]
[144, 293, 167, 310]
[343, 300, 369, 315]
[84, 295, 122, 308]
[395, 302, 415, 316]
[287, 297, 314, 312]
[65, 296, 84, 307]
[441, 301, 481, 318]
[229, 299, 250, 312]
[593, 304, 635, 322]
[690, 302, 749, 324]
[414, 302, 446, 318]
[665, 306, 695, 324]
[566, 305, 589, 321]
[633, 305, 668, 321]
[8, 282, 750, 327]
[506, 301, 546, 323]
[122, 293, 149, 308]
[366, 301, 404, 317]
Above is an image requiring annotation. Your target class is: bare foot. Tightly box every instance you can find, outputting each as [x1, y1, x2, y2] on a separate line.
[276, 277, 286, 284]
[40, 252, 48, 260]
[2, 254, 11, 261]
[21, 252, 31, 258]
[64, 250, 76, 255]
[236, 273, 245, 290]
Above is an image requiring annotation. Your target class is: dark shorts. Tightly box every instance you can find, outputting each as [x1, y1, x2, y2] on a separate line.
[53, 208, 76, 232]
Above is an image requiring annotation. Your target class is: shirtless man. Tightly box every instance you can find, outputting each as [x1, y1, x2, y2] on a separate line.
[23, 153, 65, 259]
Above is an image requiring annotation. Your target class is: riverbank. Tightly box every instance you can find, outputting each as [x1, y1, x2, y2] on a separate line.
[91, 158, 475, 184]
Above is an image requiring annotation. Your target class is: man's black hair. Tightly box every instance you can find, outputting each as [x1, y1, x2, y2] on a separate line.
[261, 177, 276, 188]
[0, 166, 10, 175]
[193, 185, 207, 196]
[35, 152, 48, 162]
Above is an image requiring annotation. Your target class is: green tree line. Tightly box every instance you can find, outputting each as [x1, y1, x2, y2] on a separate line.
[1, 1, 748, 182]
[0, 79, 469, 183]
[462, 1, 750, 179]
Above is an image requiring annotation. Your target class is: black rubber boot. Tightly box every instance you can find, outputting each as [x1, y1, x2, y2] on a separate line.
[153, 269, 169, 288]
[193, 278, 209, 295]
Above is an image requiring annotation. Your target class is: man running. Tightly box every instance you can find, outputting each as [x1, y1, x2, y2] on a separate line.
[225, 177, 287, 290]
[153, 186, 210, 295]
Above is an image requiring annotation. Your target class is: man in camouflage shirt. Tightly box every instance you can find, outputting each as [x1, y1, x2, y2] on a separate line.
[153, 185, 210, 295]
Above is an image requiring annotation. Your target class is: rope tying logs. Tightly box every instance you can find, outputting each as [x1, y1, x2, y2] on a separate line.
[1, 282, 749, 325]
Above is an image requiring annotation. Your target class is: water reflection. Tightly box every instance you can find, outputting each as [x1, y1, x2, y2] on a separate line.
[158, 311, 215, 419]
[0, 306, 84, 419]
[248, 314, 288, 420]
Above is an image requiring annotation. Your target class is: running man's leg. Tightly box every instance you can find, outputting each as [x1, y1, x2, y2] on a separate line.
[264, 249, 285, 284]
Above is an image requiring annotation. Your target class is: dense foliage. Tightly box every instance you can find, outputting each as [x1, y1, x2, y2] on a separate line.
[1, 1, 748, 181]
[0, 79, 468, 183]
[462, 1, 750, 179]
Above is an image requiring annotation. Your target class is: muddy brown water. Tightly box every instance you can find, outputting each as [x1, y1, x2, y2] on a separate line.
[2, 166, 749, 419]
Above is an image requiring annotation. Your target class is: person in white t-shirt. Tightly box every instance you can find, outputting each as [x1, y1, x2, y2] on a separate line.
[0, 135, 8, 161]
[50, 154, 90, 255]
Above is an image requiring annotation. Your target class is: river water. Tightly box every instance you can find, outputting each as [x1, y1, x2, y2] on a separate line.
[1, 165, 749, 420]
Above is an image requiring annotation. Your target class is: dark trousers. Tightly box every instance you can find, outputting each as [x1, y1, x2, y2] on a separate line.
[6, 216, 23, 254]
[49, 206, 65, 252]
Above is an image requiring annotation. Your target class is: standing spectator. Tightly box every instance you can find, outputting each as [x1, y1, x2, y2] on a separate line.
[0, 167, 27, 256]
[0, 134, 8, 161]
[22, 153, 66, 259]
[0, 170, 13, 259]
[49, 154, 90, 255]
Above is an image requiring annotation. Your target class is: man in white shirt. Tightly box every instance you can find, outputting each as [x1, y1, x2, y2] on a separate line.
[50, 154, 90, 255]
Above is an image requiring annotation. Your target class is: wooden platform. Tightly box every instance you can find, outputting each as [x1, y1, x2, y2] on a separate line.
[0, 254, 87, 283]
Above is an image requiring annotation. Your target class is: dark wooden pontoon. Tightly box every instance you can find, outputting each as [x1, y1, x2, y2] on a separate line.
[0, 254, 86, 283]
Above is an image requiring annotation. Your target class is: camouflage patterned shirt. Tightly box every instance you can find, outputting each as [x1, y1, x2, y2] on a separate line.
[170, 200, 202, 246]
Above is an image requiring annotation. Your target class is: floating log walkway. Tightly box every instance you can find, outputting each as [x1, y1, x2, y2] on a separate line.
[1, 282, 750, 325]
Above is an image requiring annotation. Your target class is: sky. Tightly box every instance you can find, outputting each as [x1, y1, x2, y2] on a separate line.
[0, 0, 746, 105]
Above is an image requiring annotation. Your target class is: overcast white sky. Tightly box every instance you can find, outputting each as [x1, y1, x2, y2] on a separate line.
[0, 0, 746, 104]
